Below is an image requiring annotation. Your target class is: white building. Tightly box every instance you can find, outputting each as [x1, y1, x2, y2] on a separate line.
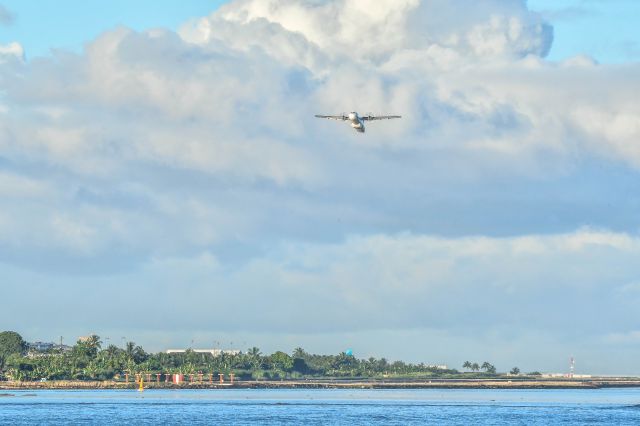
[166, 349, 240, 356]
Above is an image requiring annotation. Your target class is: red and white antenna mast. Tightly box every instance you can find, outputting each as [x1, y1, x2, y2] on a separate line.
[569, 356, 575, 378]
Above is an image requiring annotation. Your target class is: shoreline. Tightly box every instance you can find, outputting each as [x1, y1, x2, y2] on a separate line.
[3, 379, 640, 390]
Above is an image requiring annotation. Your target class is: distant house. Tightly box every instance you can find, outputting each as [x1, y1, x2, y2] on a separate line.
[29, 341, 54, 352]
[26, 341, 72, 355]
[543, 373, 592, 379]
[166, 349, 241, 356]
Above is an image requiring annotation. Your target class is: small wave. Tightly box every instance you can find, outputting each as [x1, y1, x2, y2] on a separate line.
[598, 404, 640, 411]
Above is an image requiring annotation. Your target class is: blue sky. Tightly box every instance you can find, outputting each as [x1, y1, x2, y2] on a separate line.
[0, 0, 226, 58]
[1, 0, 640, 374]
[529, 0, 640, 63]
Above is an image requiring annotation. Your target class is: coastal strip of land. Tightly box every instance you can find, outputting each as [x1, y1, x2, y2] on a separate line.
[3, 378, 640, 390]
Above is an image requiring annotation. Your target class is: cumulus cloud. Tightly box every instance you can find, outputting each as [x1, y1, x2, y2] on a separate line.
[0, 41, 24, 62]
[3, 228, 640, 371]
[1, 0, 637, 271]
[1, 0, 640, 371]
[190, 0, 553, 62]
[177, 0, 640, 170]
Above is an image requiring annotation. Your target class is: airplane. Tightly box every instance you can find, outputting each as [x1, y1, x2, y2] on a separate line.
[315, 112, 401, 133]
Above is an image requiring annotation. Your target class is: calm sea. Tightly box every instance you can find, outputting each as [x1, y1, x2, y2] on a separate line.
[1, 388, 640, 425]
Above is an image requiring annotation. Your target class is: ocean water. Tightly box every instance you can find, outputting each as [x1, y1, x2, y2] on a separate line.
[1, 388, 640, 425]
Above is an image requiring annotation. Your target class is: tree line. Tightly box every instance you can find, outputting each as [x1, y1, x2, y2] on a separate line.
[0, 331, 522, 382]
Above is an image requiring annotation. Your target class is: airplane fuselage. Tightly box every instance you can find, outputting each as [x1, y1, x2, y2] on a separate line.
[348, 112, 365, 133]
[315, 111, 400, 133]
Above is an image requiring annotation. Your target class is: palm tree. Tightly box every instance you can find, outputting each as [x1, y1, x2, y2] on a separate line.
[481, 362, 496, 374]
[292, 347, 307, 359]
[7, 367, 24, 381]
[104, 344, 120, 358]
[463, 361, 472, 371]
[247, 347, 262, 371]
[125, 342, 136, 361]
[471, 363, 480, 372]
[83, 361, 99, 380]
[86, 335, 102, 351]
[378, 358, 389, 370]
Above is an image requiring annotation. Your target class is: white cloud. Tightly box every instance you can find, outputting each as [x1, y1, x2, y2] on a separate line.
[31, 227, 640, 335]
[0, 0, 637, 269]
[194, 0, 552, 63]
[0, 171, 50, 197]
[178, 0, 640, 171]
[0, 41, 23, 61]
[4, 228, 640, 371]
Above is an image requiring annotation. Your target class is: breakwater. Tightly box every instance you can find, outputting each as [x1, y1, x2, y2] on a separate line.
[2, 378, 640, 390]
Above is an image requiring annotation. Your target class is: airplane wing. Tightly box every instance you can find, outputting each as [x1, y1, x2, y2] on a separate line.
[315, 114, 348, 121]
[361, 115, 402, 121]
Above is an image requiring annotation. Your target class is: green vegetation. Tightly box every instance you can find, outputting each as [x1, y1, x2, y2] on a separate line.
[0, 331, 27, 375]
[462, 361, 496, 374]
[0, 331, 26, 358]
[0, 331, 521, 382]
